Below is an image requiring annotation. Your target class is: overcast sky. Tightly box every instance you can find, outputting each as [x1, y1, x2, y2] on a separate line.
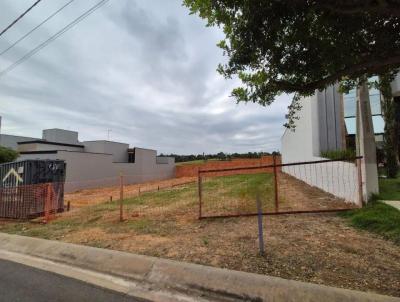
[0, 0, 291, 154]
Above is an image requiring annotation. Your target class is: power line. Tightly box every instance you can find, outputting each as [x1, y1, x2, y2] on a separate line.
[0, 0, 43, 37]
[0, 0, 110, 78]
[0, 0, 76, 57]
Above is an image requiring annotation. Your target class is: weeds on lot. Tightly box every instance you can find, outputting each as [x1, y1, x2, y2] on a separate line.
[202, 172, 275, 215]
[339, 202, 400, 244]
[379, 176, 400, 200]
[0, 173, 274, 240]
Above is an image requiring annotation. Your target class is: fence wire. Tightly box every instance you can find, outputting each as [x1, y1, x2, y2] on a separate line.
[66, 176, 198, 222]
[199, 158, 361, 219]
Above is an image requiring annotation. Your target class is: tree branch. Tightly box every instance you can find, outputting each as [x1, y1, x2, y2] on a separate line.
[314, 1, 400, 17]
[271, 54, 400, 94]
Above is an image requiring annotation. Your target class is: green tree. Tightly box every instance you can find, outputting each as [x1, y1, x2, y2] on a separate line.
[183, 0, 400, 127]
[0, 146, 18, 164]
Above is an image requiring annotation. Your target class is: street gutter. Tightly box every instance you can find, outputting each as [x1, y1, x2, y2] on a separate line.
[0, 233, 398, 302]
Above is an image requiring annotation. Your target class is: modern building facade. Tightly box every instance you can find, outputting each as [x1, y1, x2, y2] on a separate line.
[281, 75, 400, 203]
[281, 75, 400, 163]
[1, 128, 175, 192]
[281, 84, 345, 163]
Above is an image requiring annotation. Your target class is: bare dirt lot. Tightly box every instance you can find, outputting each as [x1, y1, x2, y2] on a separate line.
[0, 174, 399, 297]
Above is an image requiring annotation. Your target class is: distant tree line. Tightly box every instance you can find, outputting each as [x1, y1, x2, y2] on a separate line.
[159, 151, 280, 163]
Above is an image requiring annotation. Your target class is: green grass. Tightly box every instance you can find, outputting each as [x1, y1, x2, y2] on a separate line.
[202, 172, 275, 213]
[340, 202, 400, 244]
[0, 173, 271, 239]
[379, 175, 400, 200]
[210, 173, 273, 200]
[340, 174, 400, 244]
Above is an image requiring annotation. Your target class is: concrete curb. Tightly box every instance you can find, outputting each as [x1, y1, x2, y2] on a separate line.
[0, 233, 398, 302]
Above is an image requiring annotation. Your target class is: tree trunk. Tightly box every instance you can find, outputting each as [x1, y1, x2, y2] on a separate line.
[395, 96, 400, 165]
[380, 77, 399, 178]
[356, 81, 379, 201]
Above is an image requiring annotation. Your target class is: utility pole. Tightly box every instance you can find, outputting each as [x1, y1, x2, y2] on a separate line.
[356, 82, 379, 201]
[107, 129, 112, 141]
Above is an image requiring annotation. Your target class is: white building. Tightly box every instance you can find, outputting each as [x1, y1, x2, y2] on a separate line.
[0, 128, 175, 192]
[282, 75, 400, 163]
[281, 75, 400, 203]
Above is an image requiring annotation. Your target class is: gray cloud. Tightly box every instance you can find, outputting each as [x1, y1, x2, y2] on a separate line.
[0, 0, 291, 154]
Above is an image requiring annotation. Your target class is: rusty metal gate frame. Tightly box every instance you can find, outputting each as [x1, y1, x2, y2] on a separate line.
[198, 156, 363, 219]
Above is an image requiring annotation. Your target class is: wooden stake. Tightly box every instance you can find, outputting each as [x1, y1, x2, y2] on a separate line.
[119, 173, 124, 222]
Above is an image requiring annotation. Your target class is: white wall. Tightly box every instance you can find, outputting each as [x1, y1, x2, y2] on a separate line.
[281, 85, 344, 164]
[281, 95, 319, 163]
[83, 141, 129, 162]
[18, 142, 83, 152]
[0, 134, 38, 150]
[391, 73, 400, 96]
[42, 129, 79, 145]
[19, 150, 175, 192]
[282, 158, 360, 205]
[281, 86, 359, 205]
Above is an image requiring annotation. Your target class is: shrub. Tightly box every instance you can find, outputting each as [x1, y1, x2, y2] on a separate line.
[320, 149, 356, 161]
[0, 146, 19, 163]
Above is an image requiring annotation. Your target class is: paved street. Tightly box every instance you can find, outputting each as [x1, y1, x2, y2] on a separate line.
[0, 259, 148, 302]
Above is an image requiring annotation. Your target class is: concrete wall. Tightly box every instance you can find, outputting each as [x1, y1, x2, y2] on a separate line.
[83, 141, 129, 162]
[281, 85, 358, 204]
[281, 95, 319, 163]
[282, 158, 359, 204]
[391, 73, 400, 96]
[19, 150, 175, 192]
[42, 129, 80, 145]
[18, 142, 84, 153]
[281, 85, 344, 164]
[0, 134, 38, 150]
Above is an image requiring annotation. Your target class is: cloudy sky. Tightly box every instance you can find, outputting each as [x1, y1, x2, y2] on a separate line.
[0, 0, 291, 154]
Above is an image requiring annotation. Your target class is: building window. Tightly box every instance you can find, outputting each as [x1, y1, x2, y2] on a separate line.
[343, 79, 384, 136]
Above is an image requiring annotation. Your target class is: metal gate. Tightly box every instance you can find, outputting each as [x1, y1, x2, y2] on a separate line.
[198, 157, 363, 219]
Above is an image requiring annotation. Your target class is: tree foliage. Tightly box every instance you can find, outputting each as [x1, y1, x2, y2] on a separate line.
[183, 0, 400, 126]
[0, 146, 18, 164]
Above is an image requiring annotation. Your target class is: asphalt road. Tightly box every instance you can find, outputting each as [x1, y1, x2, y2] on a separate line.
[0, 259, 149, 302]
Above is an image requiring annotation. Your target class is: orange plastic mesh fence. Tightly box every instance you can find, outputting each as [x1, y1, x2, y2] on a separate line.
[0, 182, 64, 219]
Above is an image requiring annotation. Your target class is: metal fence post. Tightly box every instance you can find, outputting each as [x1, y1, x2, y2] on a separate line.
[356, 158, 363, 207]
[198, 171, 203, 219]
[256, 194, 265, 255]
[119, 172, 124, 222]
[273, 155, 279, 212]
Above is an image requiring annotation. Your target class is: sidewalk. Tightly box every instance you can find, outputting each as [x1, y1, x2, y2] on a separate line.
[381, 200, 400, 211]
[0, 233, 398, 302]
